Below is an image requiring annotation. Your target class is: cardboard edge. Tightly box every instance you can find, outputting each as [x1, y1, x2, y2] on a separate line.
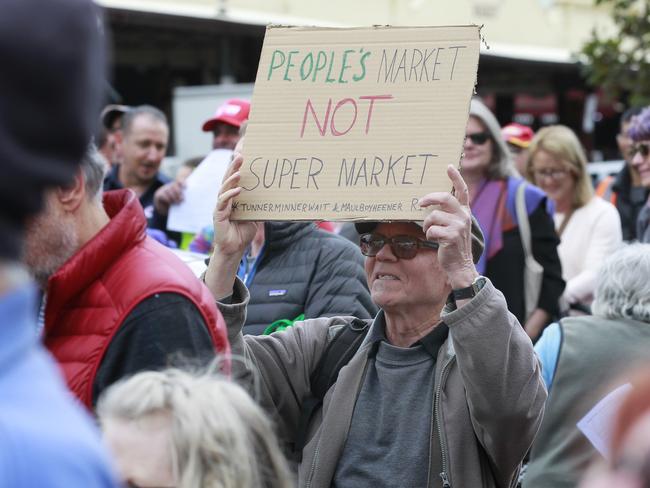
[240, 24, 483, 223]
[266, 23, 483, 33]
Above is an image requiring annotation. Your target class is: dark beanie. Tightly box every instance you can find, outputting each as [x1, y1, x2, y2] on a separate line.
[0, 0, 106, 259]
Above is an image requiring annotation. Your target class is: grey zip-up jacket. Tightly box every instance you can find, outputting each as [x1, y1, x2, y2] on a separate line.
[218, 277, 546, 488]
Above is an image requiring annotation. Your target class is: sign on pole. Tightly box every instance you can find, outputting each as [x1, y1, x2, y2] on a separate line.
[234, 25, 480, 221]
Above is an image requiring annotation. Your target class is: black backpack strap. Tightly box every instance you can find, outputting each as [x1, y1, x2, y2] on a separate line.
[292, 318, 370, 461]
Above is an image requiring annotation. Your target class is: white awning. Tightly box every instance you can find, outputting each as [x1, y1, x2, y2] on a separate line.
[480, 42, 575, 64]
[96, 1, 343, 26]
[96, 1, 575, 64]
[96, 0, 218, 20]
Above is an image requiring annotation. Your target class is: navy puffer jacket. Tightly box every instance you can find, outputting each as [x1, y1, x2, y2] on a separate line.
[242, 222, 377, 335]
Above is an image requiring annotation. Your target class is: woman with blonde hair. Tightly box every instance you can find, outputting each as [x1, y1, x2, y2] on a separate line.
[526, 125, 622, 310]
[97, 367, 294, 488]
[462, 99, 565, 340]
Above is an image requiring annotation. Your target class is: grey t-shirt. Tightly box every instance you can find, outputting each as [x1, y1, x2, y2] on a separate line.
[332, 323, 448, 487]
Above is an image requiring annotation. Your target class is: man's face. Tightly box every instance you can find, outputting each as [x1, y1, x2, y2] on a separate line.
[630, 140, 650, 188]
[211, 122, 240, 150]
[364, 222, 449, 316]
[122, 114, 169, 185]
[22, 191, 79, 287]
[618, 121, 634, 164]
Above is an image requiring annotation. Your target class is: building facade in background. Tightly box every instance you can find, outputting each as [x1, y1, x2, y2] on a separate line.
[96, 0, 623, 160]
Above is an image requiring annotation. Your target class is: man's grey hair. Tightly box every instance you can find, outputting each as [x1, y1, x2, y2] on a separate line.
[97, 365, 294, 488]
[121, 105, 168, 136]
[592, 243, 650, 323]
[81, 143, 107, 204]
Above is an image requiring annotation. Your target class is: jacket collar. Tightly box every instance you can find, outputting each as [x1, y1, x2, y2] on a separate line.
[45, 189, 146, 320]
[363, 309, 452, 359]
[264, 221, 314, 249]
[612, 164, 632, 194]
[613, 165, 650, 203]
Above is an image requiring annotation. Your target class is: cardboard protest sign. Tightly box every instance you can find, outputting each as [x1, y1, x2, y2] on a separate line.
[234, 25, 480, 221]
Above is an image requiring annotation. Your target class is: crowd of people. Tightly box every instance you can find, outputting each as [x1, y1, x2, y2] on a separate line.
[3, 1, 650, 487]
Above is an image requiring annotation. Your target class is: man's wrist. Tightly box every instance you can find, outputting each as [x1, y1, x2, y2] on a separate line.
[448, 266, 480, 291]
[204, 251, 242, 300]
[452, 275, 486, 302]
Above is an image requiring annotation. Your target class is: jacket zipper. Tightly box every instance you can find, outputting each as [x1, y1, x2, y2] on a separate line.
[426, 380, 435, 488]
[306, 357, 371, 488]
[305, 438, 321, 488]
[434, 355, 456, 488]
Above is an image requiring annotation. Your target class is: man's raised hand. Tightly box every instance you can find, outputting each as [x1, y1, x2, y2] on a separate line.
[418, 165, 478, 290]
[212, 153, 258, 258]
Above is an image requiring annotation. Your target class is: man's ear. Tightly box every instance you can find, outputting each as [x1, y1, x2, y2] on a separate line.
[55, 169, 86, 212]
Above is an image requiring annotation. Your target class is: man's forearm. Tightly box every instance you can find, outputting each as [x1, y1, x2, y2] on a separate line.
[204, 250, 242, 301]
[444, 281, 547, 473]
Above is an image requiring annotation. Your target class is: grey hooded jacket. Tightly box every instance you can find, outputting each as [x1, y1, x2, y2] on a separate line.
[218, 277, 546, 488]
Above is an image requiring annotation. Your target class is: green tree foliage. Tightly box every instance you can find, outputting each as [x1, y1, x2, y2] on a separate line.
[581, 0, 650, 106]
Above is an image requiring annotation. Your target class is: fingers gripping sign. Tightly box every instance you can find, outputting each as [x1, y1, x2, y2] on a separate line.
[205, 152, 260, 300]
[418, 165, 478, 289]
[212, 153, 258, 258]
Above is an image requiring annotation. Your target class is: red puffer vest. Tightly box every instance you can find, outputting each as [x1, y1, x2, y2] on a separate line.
[43, 189, 229, 408]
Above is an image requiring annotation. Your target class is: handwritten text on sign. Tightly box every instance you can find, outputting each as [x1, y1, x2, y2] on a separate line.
[234, 25, 480, 221]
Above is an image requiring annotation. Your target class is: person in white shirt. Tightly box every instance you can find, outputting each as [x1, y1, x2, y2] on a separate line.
[526, 125, 622, 308]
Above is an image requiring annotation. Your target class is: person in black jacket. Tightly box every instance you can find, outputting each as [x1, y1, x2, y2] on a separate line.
[596, 107, 649, 241]
[237, 221, 378, 335]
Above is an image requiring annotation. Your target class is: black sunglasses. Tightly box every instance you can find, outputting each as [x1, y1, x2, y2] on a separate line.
[359, 233, 439, 260]
[466, 131, 490, 145]
[633, 142, 650, 158]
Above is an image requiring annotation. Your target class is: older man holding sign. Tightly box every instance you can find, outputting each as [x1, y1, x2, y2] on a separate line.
[204, 25, 546, 488]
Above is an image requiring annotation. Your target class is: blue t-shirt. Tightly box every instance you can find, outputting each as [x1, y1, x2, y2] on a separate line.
[0, 284, 119, 487]
[534, 321, 562, 392]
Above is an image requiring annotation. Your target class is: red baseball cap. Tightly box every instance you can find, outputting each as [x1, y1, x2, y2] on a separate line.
[202, 99, 250, 132]
[502, 123, 534, 148]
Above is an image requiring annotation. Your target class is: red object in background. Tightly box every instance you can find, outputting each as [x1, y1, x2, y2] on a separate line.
[202, 99, 251, 132]
[515, 94, 557, 116]
[502, 123, 534, 148]
[316, 221, 335, 232]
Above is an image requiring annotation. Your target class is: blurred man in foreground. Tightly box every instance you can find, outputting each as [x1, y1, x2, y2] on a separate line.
[0, 0, 118, 485]
[25, 145, 229, 409]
